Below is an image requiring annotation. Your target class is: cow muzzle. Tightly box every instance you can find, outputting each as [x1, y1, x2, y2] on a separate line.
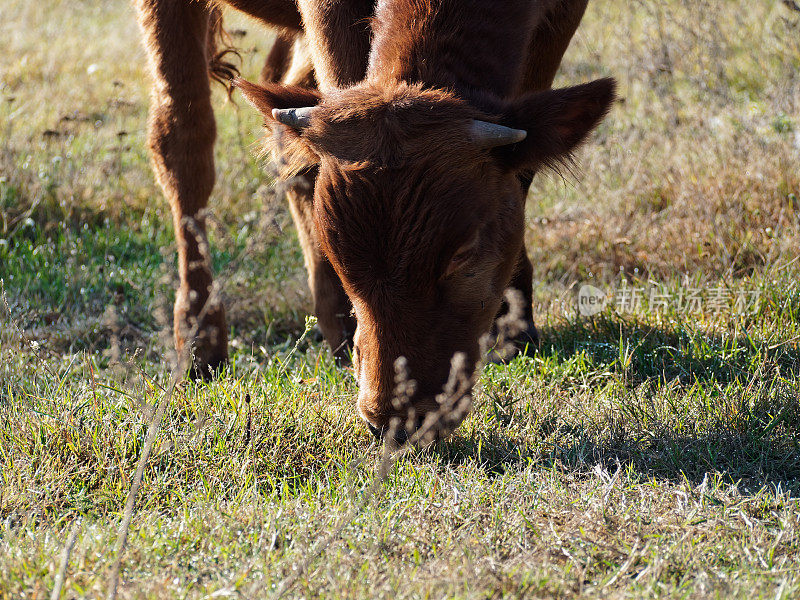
[359, 389, 473, 446]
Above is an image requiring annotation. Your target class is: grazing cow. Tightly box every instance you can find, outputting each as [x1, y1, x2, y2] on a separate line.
[135, 0, 614, 439]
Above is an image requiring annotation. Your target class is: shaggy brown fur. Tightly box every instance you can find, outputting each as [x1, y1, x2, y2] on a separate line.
[136, 0, 612, 431]
[236, 0, 614, 434]
[206, 5, 240, 94]
[296, 0, 374, 90]
[135, 0, 316, 376]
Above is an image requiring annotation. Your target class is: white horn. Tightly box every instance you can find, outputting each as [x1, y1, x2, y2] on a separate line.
[271, 106, 316, 129]
[469, 120, 527, 149]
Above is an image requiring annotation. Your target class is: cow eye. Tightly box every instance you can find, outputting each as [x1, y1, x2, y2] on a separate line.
[445, 245, 474, 278]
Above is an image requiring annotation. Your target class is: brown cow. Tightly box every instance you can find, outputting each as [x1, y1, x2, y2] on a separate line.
[135, 0, 614, 439]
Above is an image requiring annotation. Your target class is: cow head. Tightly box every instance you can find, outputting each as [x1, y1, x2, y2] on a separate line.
[236, 77, 615, 440]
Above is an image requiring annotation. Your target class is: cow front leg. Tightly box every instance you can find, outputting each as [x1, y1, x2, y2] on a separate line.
[495, 176, 540, 357]
[136, 0, 227, 378]
[506, 245, 540, 353]
[295, 0, 374, 90]
[286, 171, 355, 361]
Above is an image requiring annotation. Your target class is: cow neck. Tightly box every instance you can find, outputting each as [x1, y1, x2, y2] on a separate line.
[366, 0, 538, 108]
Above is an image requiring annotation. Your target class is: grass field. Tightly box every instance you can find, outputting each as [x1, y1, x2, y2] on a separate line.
[2, 0, 800, 598]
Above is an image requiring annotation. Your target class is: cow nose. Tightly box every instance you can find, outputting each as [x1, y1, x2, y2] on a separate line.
[367, 421, 409, 444]
[365, 416, 425, 445]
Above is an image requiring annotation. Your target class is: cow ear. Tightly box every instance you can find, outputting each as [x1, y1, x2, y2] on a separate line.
[498, 77, 616, 172]
[234, 78, 322, 121]
[233, 78, 323, 174]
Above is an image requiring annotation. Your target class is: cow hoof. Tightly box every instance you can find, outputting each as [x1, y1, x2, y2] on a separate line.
[176, 336, 228, 381]
[367, 421, 410, 445]
[487, 320, 540, 364]
[512, 321, 540, 357]
[188, 352, 228, 381]
[333, 348, 353, 367]
[366, 415, 450, 446]
[367, 418, 427, 445]
[330, 335, 354, 367]
[174, 300, 228, 381]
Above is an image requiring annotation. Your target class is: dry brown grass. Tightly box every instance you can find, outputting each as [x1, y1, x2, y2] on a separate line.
[528, 0, 800, 286]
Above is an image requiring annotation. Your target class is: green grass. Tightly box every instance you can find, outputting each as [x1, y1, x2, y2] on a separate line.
[3, 306, 800, 597]
[2, 0, 800, 598]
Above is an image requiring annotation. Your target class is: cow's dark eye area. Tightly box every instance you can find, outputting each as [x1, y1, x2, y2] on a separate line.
[452, 249, 472, 264]
[444, 232, 480, 279]
[444, 249, 473, 278]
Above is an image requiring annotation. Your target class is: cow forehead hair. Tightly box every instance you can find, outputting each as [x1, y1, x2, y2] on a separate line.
[313, 160, 486, 294]
[305, 82, 487, 168]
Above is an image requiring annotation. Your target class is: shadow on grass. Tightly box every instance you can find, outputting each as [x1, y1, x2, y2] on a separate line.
[435, 422, 800, 497]
[432, 388, 800, 491]
[538, 313, 800, 387]
[430, 315, 800, 496]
